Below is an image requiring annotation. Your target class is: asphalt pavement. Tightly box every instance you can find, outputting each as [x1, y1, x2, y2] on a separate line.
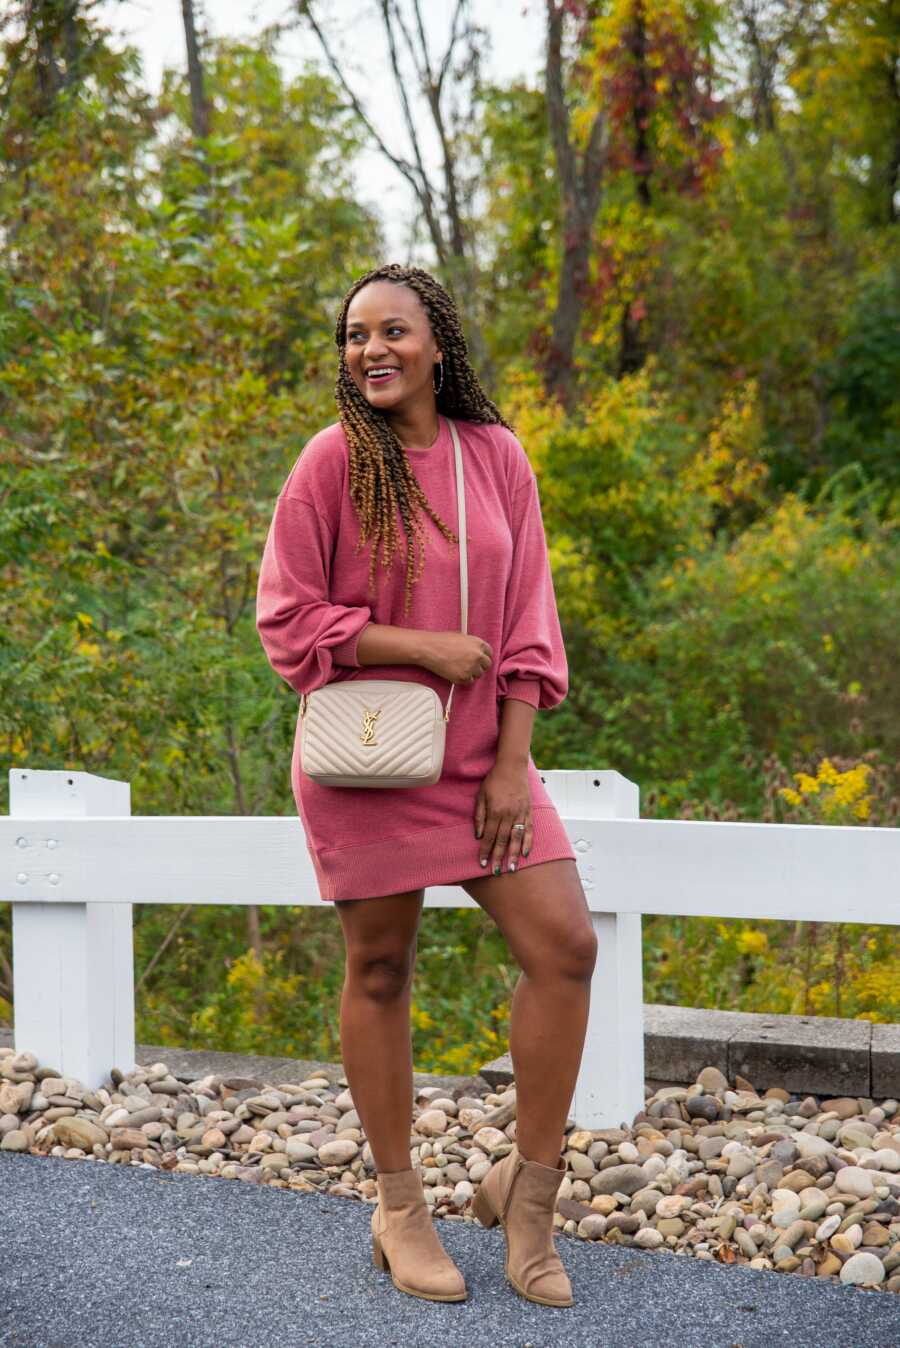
[2, 1153, 898, 1348]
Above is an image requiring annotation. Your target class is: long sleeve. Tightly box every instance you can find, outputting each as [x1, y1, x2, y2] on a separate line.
[495, 473, 569, 711]
[256, 491, 372, 696]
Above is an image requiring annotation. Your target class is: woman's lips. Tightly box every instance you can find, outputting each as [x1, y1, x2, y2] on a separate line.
[365, 368, 401, 384]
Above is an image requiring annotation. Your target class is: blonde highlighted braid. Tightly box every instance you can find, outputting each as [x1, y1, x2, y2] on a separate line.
[334, 262, 512, 618]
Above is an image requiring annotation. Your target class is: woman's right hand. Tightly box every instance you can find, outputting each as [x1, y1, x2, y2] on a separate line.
[419, 631, 493, 685]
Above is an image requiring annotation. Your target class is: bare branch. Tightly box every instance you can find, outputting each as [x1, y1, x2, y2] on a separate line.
[380, 0, 448, 263]
[437, 0, 468, 95]
[297, 2, 425, 201]
[135, 905, 191, 996]
[411, 0, 435, 85]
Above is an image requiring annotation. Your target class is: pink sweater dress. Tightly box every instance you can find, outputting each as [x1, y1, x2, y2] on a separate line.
[255, 413, 575, 902]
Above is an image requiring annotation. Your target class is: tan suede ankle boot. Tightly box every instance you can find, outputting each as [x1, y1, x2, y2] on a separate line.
[371, 1166, 467, 1302]
[471, 1142, 573, 1307]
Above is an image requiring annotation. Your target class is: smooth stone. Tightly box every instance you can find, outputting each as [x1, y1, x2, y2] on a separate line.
[755, 1160, 785, 1188]
[770, 1139, 800, 1164]
[641, 1155, 667, 1181]
[605, 1212, 641, 1235]
[567, 1151, 596, 1179]
[816, 1215, 841, 1242]
[630, 1187, 662, 1215]
[780, 1219, 810, 1249]
[51, 1118, 108, 1149]
[839, 1252, 886, 1286]
[797, 1194, 829, 1221]
[110, 1128, 153, 1150]
[860, 1221, 890, 1247]
[590, 1195, 619, 1216]
[727, 1153, 756, 1179]
[318, 1139, 359, 1166]
[695, 1067, 728, 1091]
[567, 1130, 594, 1153]
[794, 1134, 834, 1159]
[413, 1109, 448, 1137]
[285, 1138, 317, 1161]
[864, 1149, 900, 1173]
[259, 1152, 290, 1172]
[472, 1126, 510, 1155]
[655, 1194, 690, 1219]
[591, 1165, 647, 1196]
[822, 1098, 864, 1120]
[633, 1227, 664, 1249]
[577, 1214, 609, 1239]
[835, 1166, 875, 1198]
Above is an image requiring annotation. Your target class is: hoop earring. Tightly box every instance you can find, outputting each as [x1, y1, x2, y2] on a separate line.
[433, 360, 444, 394]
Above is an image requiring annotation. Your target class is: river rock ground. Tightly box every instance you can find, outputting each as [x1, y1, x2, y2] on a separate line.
[2, 1047, 898, 1298]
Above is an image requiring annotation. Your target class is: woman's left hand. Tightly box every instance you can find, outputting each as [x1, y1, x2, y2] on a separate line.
[474, 762, 532, 874]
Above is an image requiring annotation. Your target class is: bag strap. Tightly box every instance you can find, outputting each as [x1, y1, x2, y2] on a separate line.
[442, 418, 467, 723]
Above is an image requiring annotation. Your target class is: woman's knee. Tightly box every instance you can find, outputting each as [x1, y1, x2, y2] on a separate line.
[336, 890, 422, 1003]
[526, 923, 597, 983]
[346, 947, 416, 1003]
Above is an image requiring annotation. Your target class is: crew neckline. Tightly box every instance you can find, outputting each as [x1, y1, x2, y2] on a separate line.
[401, 414, 451, 455]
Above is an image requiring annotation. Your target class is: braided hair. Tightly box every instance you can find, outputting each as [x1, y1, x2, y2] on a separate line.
[334, 262, 512, 618]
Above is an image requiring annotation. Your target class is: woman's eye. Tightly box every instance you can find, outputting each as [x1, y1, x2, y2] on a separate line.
[347, 328, 404, 342]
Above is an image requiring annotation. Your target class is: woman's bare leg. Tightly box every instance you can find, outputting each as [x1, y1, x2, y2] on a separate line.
[334, 888, 425, 1173]
[460, 859, 597, 1168]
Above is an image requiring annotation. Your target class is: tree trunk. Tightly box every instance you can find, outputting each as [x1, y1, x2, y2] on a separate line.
[181, 0, 210, 142]
[618, 0, 651, 378]
[544, 0, 607, 409]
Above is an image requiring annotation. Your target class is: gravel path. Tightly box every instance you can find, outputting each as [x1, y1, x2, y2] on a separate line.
[3, 1152, 898, 1348]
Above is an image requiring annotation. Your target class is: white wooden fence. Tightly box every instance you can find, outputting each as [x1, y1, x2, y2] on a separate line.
[3, 767, 899, 1127]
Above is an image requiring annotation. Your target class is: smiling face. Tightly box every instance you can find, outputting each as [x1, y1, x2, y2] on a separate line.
[343, 280, 443, 413]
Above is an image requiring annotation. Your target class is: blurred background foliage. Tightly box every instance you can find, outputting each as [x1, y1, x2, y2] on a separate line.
[2, 0, 897, 1074]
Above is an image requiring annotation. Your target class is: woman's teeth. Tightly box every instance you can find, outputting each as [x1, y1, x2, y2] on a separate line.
[366, 367, 400, 382]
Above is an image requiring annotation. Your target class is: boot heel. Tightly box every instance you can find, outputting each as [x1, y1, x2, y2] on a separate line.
[372, 1233, 389, 1271]
[472, 1186, 499, 1229]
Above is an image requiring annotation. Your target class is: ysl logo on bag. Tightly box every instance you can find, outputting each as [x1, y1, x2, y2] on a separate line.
[360, 706, 381, 746]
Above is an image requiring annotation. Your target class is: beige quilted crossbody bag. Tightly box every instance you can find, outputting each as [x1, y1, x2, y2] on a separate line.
[297, 418, 468, 788]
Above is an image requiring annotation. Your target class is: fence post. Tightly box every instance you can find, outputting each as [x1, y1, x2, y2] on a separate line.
[539, 768, 643, 1129]
[10, 768, 135, 1089]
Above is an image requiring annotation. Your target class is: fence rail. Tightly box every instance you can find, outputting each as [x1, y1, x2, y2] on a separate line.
[4, 768, 899, 1126]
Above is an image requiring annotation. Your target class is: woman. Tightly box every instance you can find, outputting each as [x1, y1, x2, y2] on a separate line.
[256, 263, 598, 1308]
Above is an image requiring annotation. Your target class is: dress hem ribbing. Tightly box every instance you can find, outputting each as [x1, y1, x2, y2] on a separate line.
[310, 804, 576, 902]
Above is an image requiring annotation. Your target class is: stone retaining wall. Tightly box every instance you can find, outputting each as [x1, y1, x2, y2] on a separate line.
[480, 1005, 900, 1098]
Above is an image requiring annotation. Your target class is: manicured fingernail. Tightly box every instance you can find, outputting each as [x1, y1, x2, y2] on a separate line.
[480, 858, 487, 867]
[493, 865, 500, 875]
[523, 848, 529, 857]
[509, 862, 516, 872]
